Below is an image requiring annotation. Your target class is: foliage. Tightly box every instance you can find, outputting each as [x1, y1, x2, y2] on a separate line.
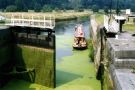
[115, 8, 121, 15]
[133, 66, 135, 73]
[89, 40, 94, 62]
[34, 3, 41, 12]
[104, 6, 109, 14]
[6, 5, 17, 12]
[75, 8, 84, 12]
[0, 0, 135, 12]
[92, 5, 99, 12]
[42, 5, 53, 12]
[0, 20, 5, 24]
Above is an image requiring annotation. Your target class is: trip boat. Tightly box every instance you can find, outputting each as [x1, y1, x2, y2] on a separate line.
[73, 25, 87, 50]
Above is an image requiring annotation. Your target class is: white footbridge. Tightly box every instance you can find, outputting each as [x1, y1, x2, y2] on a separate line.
[5, 14, 55, 30]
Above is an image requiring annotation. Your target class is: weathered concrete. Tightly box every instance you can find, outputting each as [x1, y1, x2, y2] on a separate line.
[106, 32, 135, 90]
[110, 65, 135, 90]
[91, 15, 135, 90]
[0, 26, 54, 88]
[107, 33, 135, 69]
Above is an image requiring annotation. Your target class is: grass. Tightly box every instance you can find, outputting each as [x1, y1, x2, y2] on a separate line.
[123, 24, 135, 32]
[95, 14, 104, 25]
[94, 13, 135, 32]
[123, 18, 135, 32]
[88, 40, 94, 62]
[1, 11, 91, 22]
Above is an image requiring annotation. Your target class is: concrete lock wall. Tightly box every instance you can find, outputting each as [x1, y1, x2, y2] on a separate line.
[91, 15, 135, 90]
[13, 32, 55, 48]
[90, 17, 114, 90]
[13, 45, 54, 87]
[0, 27, 54, 88]
[0, 28, 12, 87]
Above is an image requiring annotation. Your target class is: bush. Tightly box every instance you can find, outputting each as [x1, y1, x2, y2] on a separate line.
[54, 8, 61, 12]
[89, 41, 94, 62]
[42, 5, 53, 12]
[6, 5, 17, 12]
[115, 9, 121, 15]
[104, 7, 109, 14]
[34, 3, 41, 12]
[74, 8, 84, 12]
[92, 5, 99, 12]
[0, 20, 5, 24]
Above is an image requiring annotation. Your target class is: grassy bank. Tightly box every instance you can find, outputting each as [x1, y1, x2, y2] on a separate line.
[94, 13, 135, 32]
[95, 14, 104, 25]
[1, 11, 91, 22]
[123, 24, 135, 32]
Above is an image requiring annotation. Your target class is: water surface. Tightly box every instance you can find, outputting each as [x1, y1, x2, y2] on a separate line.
[55, 19, 101, 90]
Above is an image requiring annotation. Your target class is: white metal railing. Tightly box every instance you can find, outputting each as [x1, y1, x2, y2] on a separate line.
[104, 15, 119, 33]
[5, 14, 55, 29]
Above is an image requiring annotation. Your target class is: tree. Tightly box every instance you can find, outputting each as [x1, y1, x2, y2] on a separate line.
[104, 6, 109, 14]
[115, 8, 121, 15]
[6, 5, 17, 12]
[42, 5, 53, 12]
[34, 3, 41, 12]
[92, 5, 99, 12]
[15, 0, 24, 11]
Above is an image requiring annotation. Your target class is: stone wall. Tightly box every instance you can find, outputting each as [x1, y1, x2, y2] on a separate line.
[91, 15, 135, 90]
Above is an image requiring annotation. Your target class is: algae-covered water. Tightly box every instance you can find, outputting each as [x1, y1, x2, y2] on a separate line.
[55, 19, 101, 90]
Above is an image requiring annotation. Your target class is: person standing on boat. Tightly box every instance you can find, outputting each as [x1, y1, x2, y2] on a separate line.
[74, 24, 84, 45]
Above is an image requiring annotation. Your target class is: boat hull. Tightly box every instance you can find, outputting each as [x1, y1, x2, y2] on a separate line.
[73, 45, 87, 50]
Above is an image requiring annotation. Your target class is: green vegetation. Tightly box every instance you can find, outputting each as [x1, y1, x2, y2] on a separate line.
[1, 11, 91, 22]
[5, 5, 17, 12]
[95, 14, 104, 25]
[94, 13, 135, 32]
[42, 5, 53, 12]
[123, 24, 135, 32]
[56, 49, 101, 90]
[132, 66, 135, 73]
[123, 18, 135, 32]
[0, 0, 135, 12]
[56, 33, 101, 90]
[1, 79, 53, 90]
[0, 46, 11, 67]
[92, 5, 99, 12]
[102, 70, 114, 90]
[14, 45, 54, 87]
[89, 40, 94, 62]
[104, 7, 109, 14]
[0, 20, 5, 24]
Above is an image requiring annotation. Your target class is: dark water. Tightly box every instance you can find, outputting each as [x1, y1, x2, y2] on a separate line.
[55, 18, 90, 63]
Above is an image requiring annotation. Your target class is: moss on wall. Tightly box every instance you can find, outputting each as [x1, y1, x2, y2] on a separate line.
[14, 45, 54, 88]
[0, 46, 11, 67]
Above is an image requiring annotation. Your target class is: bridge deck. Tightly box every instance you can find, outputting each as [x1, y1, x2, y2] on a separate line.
[5, 14, 55, 29]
